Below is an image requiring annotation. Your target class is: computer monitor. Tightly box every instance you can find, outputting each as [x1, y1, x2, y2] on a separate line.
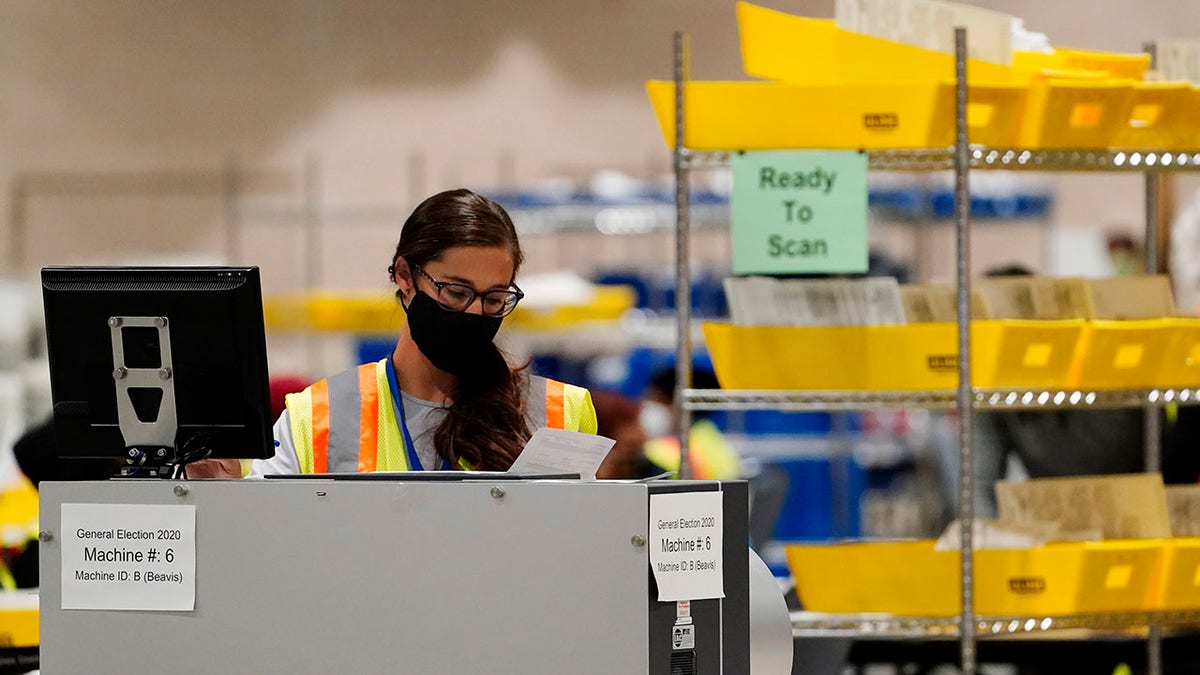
[41, 266, 275, 473]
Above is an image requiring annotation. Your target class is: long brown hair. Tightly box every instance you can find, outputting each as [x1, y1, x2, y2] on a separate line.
[389, 188, 530, 471]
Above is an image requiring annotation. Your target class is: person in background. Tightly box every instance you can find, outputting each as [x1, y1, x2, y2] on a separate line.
[5, 418, 121, 588]
[591, 391, 656, 480]
[245, 188, 597, 477]
[642, 367, 740, 480]
[936, 264, 1145, 519]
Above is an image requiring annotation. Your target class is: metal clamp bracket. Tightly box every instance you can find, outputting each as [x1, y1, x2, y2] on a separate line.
[109, 315, 178, 453]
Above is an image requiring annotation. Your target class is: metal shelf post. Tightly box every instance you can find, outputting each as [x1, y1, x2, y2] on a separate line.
[673, 31, 694, 479]
[953, 26, 977, 675]
[1143, 39, 1164, 675]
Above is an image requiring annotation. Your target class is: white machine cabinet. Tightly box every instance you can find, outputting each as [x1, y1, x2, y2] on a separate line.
[38, 477, 749, 674]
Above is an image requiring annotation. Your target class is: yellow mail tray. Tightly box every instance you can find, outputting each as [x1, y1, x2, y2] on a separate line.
[702, 321, 1083, 391]
[1158, 318, 1200, 389]
[1069, 319, 1172, 390]
[736, 2, 1018, 85]
[1152, 537, 1200, 611]
[787, 539, 1161, 617]
[646, 80, 952, 150]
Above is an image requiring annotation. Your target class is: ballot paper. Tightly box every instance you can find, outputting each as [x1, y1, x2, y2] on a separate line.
[507, 428, 616, 480]
[1159, 40, 1200, 86]
[836, 0, 1014, 66]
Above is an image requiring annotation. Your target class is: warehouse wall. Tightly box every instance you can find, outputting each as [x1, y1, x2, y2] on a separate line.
[1, 0, 1199, 289]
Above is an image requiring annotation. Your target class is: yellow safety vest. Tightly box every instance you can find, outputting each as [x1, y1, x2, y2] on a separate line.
[644, 419, 741, 480]
[285, 358, 597, 473]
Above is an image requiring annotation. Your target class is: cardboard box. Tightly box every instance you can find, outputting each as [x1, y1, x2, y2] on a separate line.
[1166, 485, 1200, 537]
[995, 473, 1171, 540]
[1084, 275, 1176, 320]
[977, 277, 1038, 320]
[1030, 277, 1091, 320]
[901, 284, 989, 323]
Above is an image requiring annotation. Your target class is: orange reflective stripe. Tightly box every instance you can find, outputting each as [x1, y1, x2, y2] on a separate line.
[545, 379, 565, 429]
[357, 364, 379, 472]
[687, 441, 712, 480]
[311, 379, 330, 474]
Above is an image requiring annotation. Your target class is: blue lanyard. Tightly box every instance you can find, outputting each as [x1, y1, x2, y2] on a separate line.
[385, 358, 448, 471]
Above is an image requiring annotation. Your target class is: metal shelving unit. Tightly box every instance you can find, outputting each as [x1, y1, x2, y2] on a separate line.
[684, 387, 1200, 412]
[684, 147, 1200, 172]
[791, 611, 1200, 640]
[667, 29, 1200, 675]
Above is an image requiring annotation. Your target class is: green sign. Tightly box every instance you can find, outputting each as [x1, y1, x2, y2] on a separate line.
[730, 150, 868, 275]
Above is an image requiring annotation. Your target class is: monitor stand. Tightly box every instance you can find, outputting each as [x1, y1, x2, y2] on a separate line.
[109, 315, 179, 478]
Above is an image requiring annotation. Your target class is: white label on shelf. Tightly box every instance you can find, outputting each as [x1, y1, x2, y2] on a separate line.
[836, 0, 1014, 65]
[649, 491, 724, 602]
[60, 503, 196, 611]
[1158, 41, 1200, 85]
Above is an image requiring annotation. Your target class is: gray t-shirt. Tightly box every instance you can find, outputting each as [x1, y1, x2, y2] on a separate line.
[397, 391, 449, 470]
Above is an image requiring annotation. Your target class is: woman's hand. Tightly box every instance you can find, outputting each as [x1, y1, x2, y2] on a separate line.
[185, 458, 243, 478]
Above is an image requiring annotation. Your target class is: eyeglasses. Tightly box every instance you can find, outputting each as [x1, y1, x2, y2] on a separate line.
[412, 265, 524, 317]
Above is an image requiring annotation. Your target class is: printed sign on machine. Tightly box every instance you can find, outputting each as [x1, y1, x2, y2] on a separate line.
[648, 491, 724, 602]
[60, 503, 197, 611]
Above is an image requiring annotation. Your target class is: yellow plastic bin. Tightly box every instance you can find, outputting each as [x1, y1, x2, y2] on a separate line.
[506, 286, 636, 331]
[1113, 82, 1196, 150]
[975, 540, 1161, 616]
[928, 81, 1029, 148]
[306, 292, 402, 333]
[787, 540, 960, 616]
[262, 293, 311, 331]
[972, 320, 1086, 389]
[1070, 319, 1172, 389]
[1054, 47, 1150, 81]
[0, 604, 38, 649]
[704, 321, 1082, 392]
[646, 80, 951, 150]
[702, 322, 960, 391]
[862, 323, 960, 391]
[1184, 88, 1200, 149]
[787, 539, 1161, 617]
[1156, 318, 1200, 389]
[735, 2, 1018, 85]
[1012, 48, 1149, 82]
[1153, 538, 1200, 611]
[701, 323, 871, 390]
[1019, 79, 1135, 149]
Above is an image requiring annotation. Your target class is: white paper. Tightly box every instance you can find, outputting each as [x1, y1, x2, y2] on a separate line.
[649, 491, 725, 602]
[60, 503, 196, 611]
[1159, 40, 1200, 85]
[836, 0, 1014, 66]
[725, 276, 778, 326]
[865, 277, 907, 325]
[507, 428, 615, 480]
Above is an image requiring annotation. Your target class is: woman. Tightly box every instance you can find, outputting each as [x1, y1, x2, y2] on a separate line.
[247, 188, 597, 476]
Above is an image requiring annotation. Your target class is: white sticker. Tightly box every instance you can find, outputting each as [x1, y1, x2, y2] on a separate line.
[672, 624, 696, 651]
[675, 600, 693, 626]
[60, 503, 196, 611]
[649, 492, 724, 602]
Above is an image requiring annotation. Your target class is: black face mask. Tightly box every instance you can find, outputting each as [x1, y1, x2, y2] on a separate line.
[402, 289, 503, 376]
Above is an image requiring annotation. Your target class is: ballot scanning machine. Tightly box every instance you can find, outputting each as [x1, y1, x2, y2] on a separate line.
[38, 477, 765, 674]
[36, 267, 791, 673]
